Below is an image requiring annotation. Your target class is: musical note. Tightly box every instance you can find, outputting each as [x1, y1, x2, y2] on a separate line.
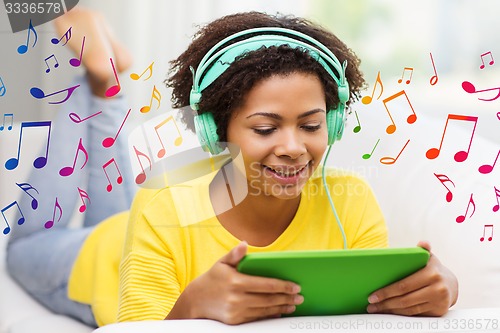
[44, 54, 59, 73]
[362, 139, 380, 160]
[480, 225, 494, 242]
[140, 85, 162, 113]
[493, 186, 500, 213]
[102, 109, 131, 148]
[30, 84, 80, 105]
[59, 138, 88, 177]
[361, 71, 383, 105]
[462, 81, 500, 102]
[497, 112, 500, 121]
[5, 121, 52, 170]
[17, 19, 38, 54]
[105, 58, 121, 97]
[382, 90, 417, 134]
[479, 51, 494, 69]
[434, 173, 455, 203]
[69, 110, 102, 124]
[51, 26, 72, 46]
[1, 201, 25, 235]
[0, 113, 13, 131]
[0, 76, 6, 97]
[478, 150, 499, 174]
[130, 61, 154, 81]
[429, 52, 438, 86]
[398, 67, 414, 84]
[44, 198, 62, 229]
[16, 182, 39, 210]
[353, 111, 361, 133]
[426, 114, 478, 162]
[133, 146, 152, 185]
[77, 187, 90, 213]
[69, 36, 85, 67]
[154, 116, 183, 158]
[456, 193, 476, 223]
[102, 158, 123, 192]
[380, 139, 410, 165]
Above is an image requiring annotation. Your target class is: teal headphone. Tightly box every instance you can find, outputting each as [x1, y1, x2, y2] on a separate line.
[189, 27, 350, 155]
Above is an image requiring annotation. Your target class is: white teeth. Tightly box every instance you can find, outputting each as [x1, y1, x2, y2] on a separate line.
[267, 165, 307, 177]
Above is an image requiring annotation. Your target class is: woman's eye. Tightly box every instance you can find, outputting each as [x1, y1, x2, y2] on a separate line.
[253, 128, 276, 136]
[302, 124, 321, 132]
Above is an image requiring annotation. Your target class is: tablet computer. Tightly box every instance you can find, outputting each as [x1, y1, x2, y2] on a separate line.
[237, 247, 429, 316]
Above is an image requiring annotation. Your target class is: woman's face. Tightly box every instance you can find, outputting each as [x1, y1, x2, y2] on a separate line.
[226, 72, 328, 200]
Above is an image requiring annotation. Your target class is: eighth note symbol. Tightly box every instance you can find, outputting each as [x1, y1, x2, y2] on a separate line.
[479, 51, 494, 70]
[44, 198, 62, 229]
[456, 193, 475, 223]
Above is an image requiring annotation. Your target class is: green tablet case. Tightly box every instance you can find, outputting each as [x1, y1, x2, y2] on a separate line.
[237, 247, 430, 316]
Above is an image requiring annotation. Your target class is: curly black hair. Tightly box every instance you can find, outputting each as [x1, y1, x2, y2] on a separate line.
[166, 12, 365, 142]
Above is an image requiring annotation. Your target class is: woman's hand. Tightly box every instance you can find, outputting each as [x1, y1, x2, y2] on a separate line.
[366, 241, 459, 316]
[167, 241, 304, 324]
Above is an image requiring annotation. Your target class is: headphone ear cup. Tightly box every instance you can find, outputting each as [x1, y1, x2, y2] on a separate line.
[194, 112, 223, 155]
[326, 105, 345, 145]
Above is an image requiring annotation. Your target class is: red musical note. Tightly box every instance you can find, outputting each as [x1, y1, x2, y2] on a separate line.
[133, 146, 152, 185]
[497, 112, 500, 121]
[1, 201, 25, 235]
[59, 138, 89, 177]
[154, 116, 183, 158]
[102, 158, 123, 192]
[5, 121, 52, 170]
[479, 51, 494, 69]
[353, 111, 361, 133]
[462, 81, 500, 102]
[456, 193, 475, 223]
[380, 139, 410, 165]
[77, 187, 90, 213]
[105, 58, 121, 97]
[398, 67, 414, 84]
[51, 26, 72, 46]
[69, 36, 85, 67]
[69, 110, 102, 124]
[44, 54, 59, 73]
[426, 114, 478, 162]
[362, 138, 380, 160]
[0, 76, 6, 97]
[493, 186, 500, 213]
[44, 198, 62, 229]
[480, 224, 494, 242]
[17, 19, 38, 54]
[130, 61, 154, 81]
[382, 90, 417, 134]
[429, 52, 438, 86]
[102, 109, 131, 148]
[30, 84, 80, 105]
[433, 173, 455, 203]
[0, 113, 13, 131]
[479, 150, 499, 174]
[16, 182, 39, 210]
[361, 71, 383, 105]
[140, 85, 162, 113]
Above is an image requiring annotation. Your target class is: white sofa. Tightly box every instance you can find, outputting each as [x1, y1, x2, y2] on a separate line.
[1, 80, 499, 333]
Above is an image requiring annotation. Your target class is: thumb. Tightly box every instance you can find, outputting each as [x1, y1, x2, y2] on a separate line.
[417, 240, 432, 252]
[220, 241, 248, 267]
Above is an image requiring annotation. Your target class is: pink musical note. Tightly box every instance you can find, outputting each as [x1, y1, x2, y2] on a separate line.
[353, 111, 361, 133]
[426, 114, 478, 162]
[105, 58, 121, 97]
[140, 85, 162, 113]
[429, 52, 438, 86]
[5, 121, 51, 170]
[1, 201, 25, 235]
[44, 198, 62, 229]
[0, 113, 13, 131]
[479, 150, 499, 174]
[479, 51, 494, 70]
[17, 19, 37, 54]
[30, 84, 80, 105]
[379, 139, 410, 165]
[382, 90, 417, 134]
[493, 186, 500, 213]
[16, 182, 39, 210]
[497, 112, 500, 121]
[361, 71, 383, 105]
[130, 61, 154, 81]
[69, 110, 102, 124]
[480, 224, 494, 242]
[69, 36, 85, 67]
[456, 193, 475, 223]
[59, 138, 89, 177]
[133, 146, 152, 185]
[362, 138, 380, 160]
[0, 76, 6, 97]
[102, 109, 131, 148]
[51, 26, 72, 46]
[77, 187, 90, 213]
[433, 173, 455, 203]
[462, 81, 500, 102]
[154, 116, 183, 158]
[398, 67, 414, 84]
[44, 54, 59, 73]
[103, 158, 123, 192]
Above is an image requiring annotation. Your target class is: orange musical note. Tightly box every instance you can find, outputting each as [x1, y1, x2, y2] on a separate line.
[130, 61, 154, 81]
[362, 139, 380, 160]
[480, 224, 494, 242]
[426, 114, 478, 162]
[433, 173, 455, 203]
[140, 85, 162, 113]
[456, 193, 475, 223]
[361, 71, 383, 105]
[1, 201, 25, 235]
[382, 90, 417, 134]
[133, 146, 152, 185]
[0, 113, 13, 131]
[51, 26, 72, 46]
[17, 19, 37, 54]
[353, 111, 361, 133]
[44, 54, 59, 73]
[398, 67, 414, 84]
[0, 76, 5, 97]
[16, 182, 39, 210]
[59, 138, 89, 177]
[479, 150, 499, 174]
[429, 52, 438, 86]
[69, 36, 85, 67]
[103, 158, 123, 192]
[462, 81, 500, 102]
[493, 186, 500, 213]
[102, 109, 131, 148]
[30, 84, 80, 104]
[77, 187, 90, 213]
[105, 58, 121, 97]
[44, 198, 62, 229]
[379, 139, 410, 165]
[154, 116, 183, 158]
[69, 110, 102, 124]
[5, 121, 52, 170]
[479, 51, 494, 70]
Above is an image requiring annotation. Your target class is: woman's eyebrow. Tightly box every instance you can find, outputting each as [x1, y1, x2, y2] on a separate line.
[246, 109, 325, 120]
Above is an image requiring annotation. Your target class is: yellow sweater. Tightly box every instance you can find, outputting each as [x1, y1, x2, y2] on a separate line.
[68, 168, 388, 326]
